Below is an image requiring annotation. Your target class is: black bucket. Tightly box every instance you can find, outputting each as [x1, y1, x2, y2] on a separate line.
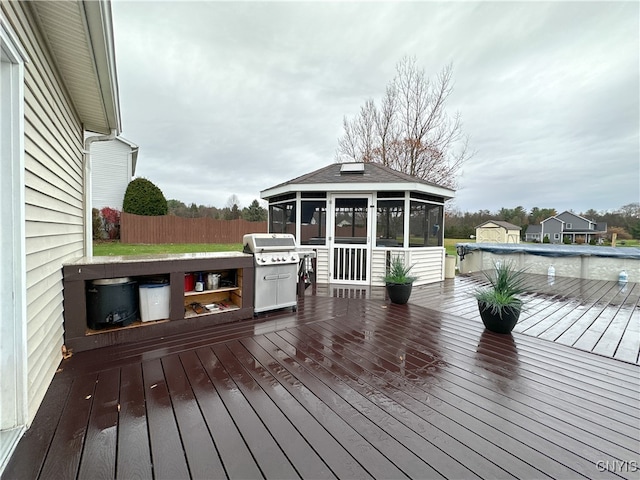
[86, 277, 138, 330]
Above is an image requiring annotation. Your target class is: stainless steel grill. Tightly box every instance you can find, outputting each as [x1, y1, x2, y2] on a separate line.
[243, 233, 299, 314]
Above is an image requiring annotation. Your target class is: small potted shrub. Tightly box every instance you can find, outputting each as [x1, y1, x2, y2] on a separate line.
[474, 262, 527, 334]
[383, 256, 417, 304]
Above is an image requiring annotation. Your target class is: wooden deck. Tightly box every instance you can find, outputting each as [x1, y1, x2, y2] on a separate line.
[410, 273, 640, 365]
[3, 277, 639, 479]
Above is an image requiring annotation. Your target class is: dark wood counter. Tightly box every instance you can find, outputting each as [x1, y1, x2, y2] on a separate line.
[63, 252, 254, 352]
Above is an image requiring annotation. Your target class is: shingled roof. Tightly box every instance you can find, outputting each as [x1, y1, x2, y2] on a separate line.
[476, 220, 522, 231]
[261, 162, 455, 199]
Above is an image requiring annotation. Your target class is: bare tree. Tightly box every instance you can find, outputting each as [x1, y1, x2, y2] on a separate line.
[336, 57, 471, 189]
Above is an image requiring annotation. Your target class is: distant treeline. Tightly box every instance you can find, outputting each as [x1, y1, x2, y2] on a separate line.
[445, 203, 640, 240]
[167, 198, 267, 222]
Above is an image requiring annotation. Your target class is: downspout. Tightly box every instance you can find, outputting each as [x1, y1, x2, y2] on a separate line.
[83, 130, 117, 257]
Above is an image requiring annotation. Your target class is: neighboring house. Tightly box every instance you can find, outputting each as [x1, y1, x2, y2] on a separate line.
[0, 1, 120, 472]
[90, 136, 138, 210]
[261, 162, 455, 286]
[475, 220, 521, 244]
[524, 211, 607, 244]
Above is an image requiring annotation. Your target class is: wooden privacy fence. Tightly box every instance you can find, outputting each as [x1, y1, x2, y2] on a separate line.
[120, 213, 267, 244]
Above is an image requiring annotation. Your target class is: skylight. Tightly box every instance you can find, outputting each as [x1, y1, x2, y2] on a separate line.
[340, 163, 365, 174]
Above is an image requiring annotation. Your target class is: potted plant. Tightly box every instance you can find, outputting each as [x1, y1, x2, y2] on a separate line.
[383, 256, 417, 304]
[474, 262, 528, 334]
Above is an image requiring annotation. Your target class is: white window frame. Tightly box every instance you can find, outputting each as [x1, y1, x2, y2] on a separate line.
[566, 223, 572, 229]
[0, 13, 28, 471]
[554, 233, 561, 240]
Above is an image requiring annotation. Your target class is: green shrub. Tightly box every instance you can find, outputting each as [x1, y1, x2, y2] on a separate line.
[122, 178, 168, 216]
[542, 236, 550, 243]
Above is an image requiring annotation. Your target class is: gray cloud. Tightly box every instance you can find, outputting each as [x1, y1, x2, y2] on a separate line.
[112, 0, 639, 214]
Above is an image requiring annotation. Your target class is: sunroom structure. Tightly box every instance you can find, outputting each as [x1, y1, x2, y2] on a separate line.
[261, 162, 455, 286]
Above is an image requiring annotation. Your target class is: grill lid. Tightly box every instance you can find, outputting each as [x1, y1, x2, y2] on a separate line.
[243, 233, 297, 253]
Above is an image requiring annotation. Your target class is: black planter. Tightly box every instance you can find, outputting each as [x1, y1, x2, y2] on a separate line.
[477, 299, 522, 334]
[386, 282, 413, 304]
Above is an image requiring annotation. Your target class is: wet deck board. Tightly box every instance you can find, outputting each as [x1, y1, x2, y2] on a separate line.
[3, 290, 638, 480]
[411, 274, 640, 364]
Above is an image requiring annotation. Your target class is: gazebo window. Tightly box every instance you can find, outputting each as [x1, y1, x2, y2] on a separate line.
[269, 201, 295, 235]
[376, 200, 404, 247]
[409, 201, 443, 247]
[300, 200, 326, 245]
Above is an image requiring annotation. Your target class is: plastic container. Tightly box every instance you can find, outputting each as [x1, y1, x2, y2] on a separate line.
[139, 283, 170, 322]
[184, 273, 195, 292]
[619, 270, 628, 283]
[444, 255, 456, 279]
[87, 277, 138, 330]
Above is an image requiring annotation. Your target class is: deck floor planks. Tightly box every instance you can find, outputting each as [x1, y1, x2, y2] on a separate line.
[0, 372, 73, 480]
[409, 274, 640, 363]
[276, 326, 551, 479]
[194, 347, 300, 480]
[213, 342, 336, 479]
[258, 331, 475, 480]
[225, 340, 372, 480]
[614, 306, 640, 364]
[572, 285, 632, 353]
[116, 363, 154, 480]
[545, 282, 624, 347]
[178, 350, 263, 480]
[305, 314, 636, 477]
[77, 369, 120, 480]
[3, 277, 640, 480]
[38, 373, 98, 480]
[241, 336, 409, 480]
[161, 354, 227, 480]
[313, 307, 639, 454]
[593, 282, 640, 358]
[142, 359, 191, 480]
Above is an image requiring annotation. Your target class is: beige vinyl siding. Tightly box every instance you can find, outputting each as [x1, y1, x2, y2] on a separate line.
[371, 249, 388, 287]
[409, 248, 445, 286]
[4, 2, 85, 421]
[91, 139, 132, 210]
[372, 248, 444, 287]
[315, 248, 330, 284]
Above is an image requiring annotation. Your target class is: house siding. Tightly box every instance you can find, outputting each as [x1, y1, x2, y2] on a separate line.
[409, 248, 445, 285]
[91, 138, 133, 210]
[4, 2, 85, 421]
[542, 218, 563, 243]
[556, 211, 590, 230]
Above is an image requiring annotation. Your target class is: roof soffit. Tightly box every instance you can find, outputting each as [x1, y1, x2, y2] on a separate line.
[29, 1, 121, 135]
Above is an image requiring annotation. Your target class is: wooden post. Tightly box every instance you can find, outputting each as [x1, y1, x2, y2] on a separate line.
[611, 232, 617, 247]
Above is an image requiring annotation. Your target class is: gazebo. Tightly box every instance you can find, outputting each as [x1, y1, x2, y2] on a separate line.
[261, 162, 455, 286]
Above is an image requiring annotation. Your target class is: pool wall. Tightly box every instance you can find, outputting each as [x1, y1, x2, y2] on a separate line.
[456, 243, 639, 282]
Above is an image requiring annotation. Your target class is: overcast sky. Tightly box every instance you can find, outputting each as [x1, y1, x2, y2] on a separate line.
[111, 0, 639, 215]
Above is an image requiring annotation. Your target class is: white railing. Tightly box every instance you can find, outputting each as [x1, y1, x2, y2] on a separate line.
[333, 245, 368, 283]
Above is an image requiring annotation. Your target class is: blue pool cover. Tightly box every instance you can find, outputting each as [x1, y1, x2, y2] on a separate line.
[455, 242, 640, 260]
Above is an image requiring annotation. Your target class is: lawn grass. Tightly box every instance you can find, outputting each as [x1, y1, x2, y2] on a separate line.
[444, 237, 473, 257]
[93, 241, 243, 256]
[95, 237, 634, 258]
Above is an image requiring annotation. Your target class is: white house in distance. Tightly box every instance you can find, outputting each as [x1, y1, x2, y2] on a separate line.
[475, 220, 521, 243]
[90, 136, 139, 210]
[261, 162, 455, 287]
[1, 1, 120, 471]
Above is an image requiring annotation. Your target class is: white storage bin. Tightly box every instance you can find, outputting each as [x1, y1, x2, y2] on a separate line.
[139, 283, 170, 322]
